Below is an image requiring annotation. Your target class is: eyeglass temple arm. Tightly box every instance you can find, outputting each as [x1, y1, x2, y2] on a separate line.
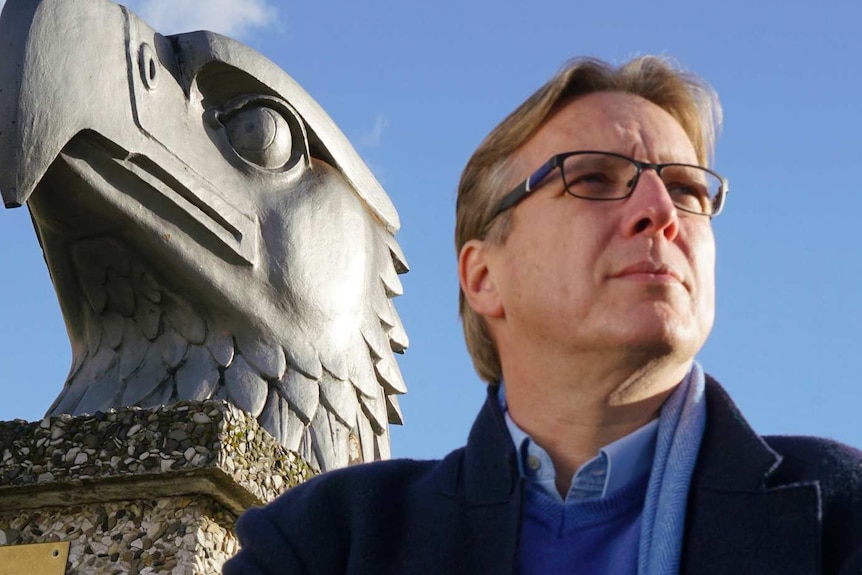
[491, 159, 558, 218]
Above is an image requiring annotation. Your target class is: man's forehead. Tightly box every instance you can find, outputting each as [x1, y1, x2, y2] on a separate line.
[516, 92, 697, 167]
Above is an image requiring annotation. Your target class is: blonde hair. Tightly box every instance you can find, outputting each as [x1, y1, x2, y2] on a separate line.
[455, 56, 722, 384]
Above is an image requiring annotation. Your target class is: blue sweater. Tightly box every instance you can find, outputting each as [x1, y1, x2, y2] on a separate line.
[519, 473, 649, 575]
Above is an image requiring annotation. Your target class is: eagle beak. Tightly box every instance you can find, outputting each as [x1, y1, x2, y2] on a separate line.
[0, 0, 259, 264]
[0, 0, 136, 208]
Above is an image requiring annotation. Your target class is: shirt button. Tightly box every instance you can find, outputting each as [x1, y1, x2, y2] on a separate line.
[590, 467, 606, 477]
[526, 455, 541, 471]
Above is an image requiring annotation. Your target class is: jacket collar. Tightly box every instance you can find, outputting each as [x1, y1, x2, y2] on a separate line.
[681, 376, 822, 575]
[449, 378, 789, 502]
[693, 375, 784, 490]
[451, 384, 521, 506]
[430, 385, 522, 574]
[448, 378, 814, 496]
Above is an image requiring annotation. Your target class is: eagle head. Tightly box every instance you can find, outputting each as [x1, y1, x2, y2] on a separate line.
[0, 0, 408, 471]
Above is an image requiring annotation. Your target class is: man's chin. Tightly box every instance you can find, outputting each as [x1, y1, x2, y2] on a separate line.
[608, 318, 706, 364]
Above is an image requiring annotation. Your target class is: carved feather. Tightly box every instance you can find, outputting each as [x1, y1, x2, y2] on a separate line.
[158, 327, 189, 369]
[225, 355, 269, 417]
[205, 329, 235, 368]
[118, 322, 148, 378]
[135, 298, 161, 340]
[318, 371, 358, 428]
[75, 358, 120, 414]
[122, 345, 169, 406]
[348, 333, 379, 398]
[105, 269, 134, 317]
[276, 368, 320, 424]
[102, 312, 125, 349]
[176, 345, 220, 401]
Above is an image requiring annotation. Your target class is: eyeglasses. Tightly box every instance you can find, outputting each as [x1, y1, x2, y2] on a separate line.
[488, 151, 729, 224]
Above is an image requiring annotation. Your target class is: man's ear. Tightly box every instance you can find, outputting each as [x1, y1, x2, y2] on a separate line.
[459, 239, 504, 319]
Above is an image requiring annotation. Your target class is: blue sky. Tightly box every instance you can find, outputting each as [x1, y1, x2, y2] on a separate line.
[0, 0, 860, 460]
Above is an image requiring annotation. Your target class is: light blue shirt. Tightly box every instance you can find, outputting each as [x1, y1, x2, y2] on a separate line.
[499, 385, 659, 504]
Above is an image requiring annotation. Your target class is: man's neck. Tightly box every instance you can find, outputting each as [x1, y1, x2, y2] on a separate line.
[501, 353, 690, 496]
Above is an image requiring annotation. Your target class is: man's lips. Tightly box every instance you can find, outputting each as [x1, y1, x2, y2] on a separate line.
[610, 262, 685, 285]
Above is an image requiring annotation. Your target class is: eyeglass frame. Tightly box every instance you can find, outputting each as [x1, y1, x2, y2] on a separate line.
[486, 150, 729, 226]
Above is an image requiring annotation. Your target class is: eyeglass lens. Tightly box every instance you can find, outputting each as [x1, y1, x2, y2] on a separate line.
[561, 153, 721, 215]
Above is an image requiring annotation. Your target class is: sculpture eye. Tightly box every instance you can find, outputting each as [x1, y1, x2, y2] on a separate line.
[223, 104, 293, 169]
[210, 95, 308, 171]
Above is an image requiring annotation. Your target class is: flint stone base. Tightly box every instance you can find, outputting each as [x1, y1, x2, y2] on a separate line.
[0, 400, 315, 574]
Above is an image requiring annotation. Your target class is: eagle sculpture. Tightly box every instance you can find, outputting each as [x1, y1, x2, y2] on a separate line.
[0, 0, 408, 472]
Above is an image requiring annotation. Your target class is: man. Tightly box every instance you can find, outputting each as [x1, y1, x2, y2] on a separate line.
[224, 56, 862, 574]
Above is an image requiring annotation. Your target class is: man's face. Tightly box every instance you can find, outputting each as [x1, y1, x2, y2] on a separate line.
[482, 91, 716, 365]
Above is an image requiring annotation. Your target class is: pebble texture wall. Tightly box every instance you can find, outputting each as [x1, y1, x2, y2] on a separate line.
[0, 400, 316, 574]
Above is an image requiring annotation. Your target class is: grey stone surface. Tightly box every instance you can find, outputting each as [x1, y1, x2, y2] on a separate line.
[0, 400, 314, 513]
[0, 0, 408, 472]
[0, 402, 314, 573]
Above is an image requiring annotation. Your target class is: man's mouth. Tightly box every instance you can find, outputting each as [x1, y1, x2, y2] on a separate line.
[610, 261, 685, 285]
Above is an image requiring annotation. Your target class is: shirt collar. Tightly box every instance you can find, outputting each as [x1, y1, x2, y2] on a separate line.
[601, 417, 658, 494]
[498, 383, 658, 504]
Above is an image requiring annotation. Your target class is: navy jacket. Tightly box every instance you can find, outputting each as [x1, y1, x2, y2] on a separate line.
[224, 377, 862, 574]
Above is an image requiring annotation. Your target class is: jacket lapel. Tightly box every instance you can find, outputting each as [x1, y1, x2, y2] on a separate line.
[449, 386, 522, 575]
[681, 378, 822, 575]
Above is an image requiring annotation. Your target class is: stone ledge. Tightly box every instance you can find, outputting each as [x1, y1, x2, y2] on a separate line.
[1, 495, 239, 574]
[0, 467, 259, 517]
[0, 400, 315, 513]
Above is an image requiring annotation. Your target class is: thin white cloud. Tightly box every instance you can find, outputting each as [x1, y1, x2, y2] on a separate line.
[127, 0, 278, 39]
[361, 113, 389, 148]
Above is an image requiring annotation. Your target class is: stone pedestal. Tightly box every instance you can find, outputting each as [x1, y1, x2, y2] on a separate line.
[0, 401, 315, 574]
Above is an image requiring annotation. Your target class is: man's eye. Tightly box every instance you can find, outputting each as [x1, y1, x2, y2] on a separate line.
[223, 104, 294, 169]
[579, 171, 612, 183]
[569, 171, 622, 198]
[667, 182, 709, 211]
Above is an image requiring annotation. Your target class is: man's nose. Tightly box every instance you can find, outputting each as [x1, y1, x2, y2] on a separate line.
[622, 170, 680, 240]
